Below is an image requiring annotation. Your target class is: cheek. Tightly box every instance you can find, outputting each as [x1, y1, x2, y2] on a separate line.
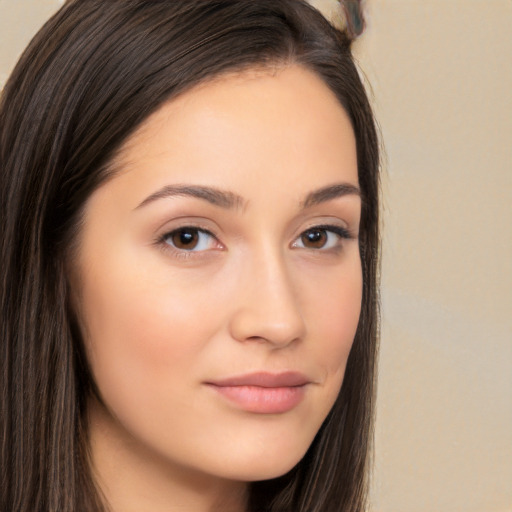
[79, 259, 221, 420]
[323, 287, 361, 373]
[303, 256, 362, 383]
[74, 234, 363, 480]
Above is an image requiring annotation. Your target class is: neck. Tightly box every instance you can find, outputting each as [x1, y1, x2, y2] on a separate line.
[87, 398, 248, 512]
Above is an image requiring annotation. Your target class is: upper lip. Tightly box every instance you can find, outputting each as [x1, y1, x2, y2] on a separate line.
[206, 371, 310, 388]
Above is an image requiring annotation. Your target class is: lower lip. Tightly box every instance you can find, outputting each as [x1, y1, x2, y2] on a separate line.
[207, 384, 306, 414]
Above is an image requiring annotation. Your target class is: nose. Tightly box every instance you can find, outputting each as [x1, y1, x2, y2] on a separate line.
[228, 249, 306, 348]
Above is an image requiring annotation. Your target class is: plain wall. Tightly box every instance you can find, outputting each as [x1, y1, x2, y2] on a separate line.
[355, 2, 512, 511]
[1, 1, 511, 511]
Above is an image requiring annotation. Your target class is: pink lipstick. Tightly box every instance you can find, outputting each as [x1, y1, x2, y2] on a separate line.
[205, 372, 309, 414]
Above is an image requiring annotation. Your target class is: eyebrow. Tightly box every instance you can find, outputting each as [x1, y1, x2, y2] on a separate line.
[135, 182, 360, 211]
[135, 184, 246, 210]
[300, 183, 361, 209]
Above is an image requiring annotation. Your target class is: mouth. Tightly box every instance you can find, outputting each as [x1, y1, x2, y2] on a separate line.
[205, 371, 310, 414]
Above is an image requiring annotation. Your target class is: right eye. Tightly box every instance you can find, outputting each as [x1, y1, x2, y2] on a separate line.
[161, 227, 218, 252]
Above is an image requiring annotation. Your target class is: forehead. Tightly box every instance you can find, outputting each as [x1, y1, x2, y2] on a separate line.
[98, 64, 358, 212]
[117, 65, 355, 165]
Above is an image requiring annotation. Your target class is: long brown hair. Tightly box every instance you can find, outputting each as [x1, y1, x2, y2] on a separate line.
[0, 1, 379, 510]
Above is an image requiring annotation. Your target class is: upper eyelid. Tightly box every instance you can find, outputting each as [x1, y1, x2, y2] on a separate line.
[157, 222, 219, 240]
[155, 221, 355, 251]
[304, 223, 349, 233]
[160, 226, 218, 242]
[298, 213, 353, 231]
[292, 225, 353, 248]
[160, 222, 350, 237]
[299, 223, 355, 239]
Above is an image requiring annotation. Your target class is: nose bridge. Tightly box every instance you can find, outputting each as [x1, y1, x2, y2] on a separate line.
[229, 242, 306, 347]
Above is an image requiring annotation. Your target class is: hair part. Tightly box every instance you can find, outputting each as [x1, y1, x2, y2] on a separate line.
[0, 1, 379, 511]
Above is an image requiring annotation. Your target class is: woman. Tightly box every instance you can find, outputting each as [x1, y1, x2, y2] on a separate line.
[0, 1, 379, 511]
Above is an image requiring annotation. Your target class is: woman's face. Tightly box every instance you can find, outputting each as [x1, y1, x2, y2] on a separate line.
[75, 65, 362, 485]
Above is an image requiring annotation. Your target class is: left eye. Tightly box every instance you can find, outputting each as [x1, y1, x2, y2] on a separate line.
[162, 227, 217, 251]
[292, 226, 349, 250]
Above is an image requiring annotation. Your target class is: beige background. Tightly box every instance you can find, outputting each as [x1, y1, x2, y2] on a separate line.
[1, 1, 511, 511]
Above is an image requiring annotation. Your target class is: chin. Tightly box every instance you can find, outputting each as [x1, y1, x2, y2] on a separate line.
[214, 438, 312, 482]
[244, 460, 303, 482]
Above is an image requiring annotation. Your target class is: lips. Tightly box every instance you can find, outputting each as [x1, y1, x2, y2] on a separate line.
[205, 372, 310, 414]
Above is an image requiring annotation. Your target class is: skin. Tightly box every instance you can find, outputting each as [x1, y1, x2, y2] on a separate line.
[73, 64, 362, 512]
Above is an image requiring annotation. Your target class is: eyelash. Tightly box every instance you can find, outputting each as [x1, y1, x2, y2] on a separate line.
[292, 224, 353, 251]
[157, 226, 221, 259]
[157, 224, 353, 258]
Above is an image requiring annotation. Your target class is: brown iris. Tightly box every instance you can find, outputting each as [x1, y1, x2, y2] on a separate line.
[301, 229, 328, 249]
[170, 228, 199, 250]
